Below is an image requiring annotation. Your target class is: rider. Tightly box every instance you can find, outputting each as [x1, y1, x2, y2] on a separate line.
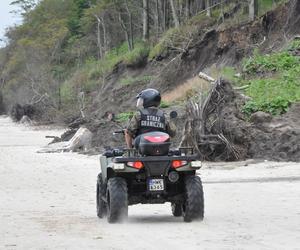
[125, 88, 176, 148]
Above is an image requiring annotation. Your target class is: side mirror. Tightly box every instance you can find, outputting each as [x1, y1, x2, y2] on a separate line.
[170, 111, 178, 119]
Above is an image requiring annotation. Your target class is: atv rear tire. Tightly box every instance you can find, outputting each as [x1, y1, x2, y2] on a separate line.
[107, 177, 128, 223]
[96, 173, 106, 218]
[171, 203, 183, 217]
[183, 175, 204, 222]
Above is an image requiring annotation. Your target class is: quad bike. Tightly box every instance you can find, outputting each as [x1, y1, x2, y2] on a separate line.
[96, 115, 204, 223]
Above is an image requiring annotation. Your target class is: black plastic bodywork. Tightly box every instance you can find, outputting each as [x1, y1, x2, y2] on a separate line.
[111, 154, 199, 205]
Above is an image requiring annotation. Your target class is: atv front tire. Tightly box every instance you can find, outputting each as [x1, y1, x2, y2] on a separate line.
[183, 175, 204, 222]
[171, 203, 183, 217]
[107, 177, 128, 223]
[96, 173, 107, 218]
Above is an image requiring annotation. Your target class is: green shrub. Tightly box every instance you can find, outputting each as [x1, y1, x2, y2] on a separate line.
[242, 101, 259, 116]
[288, 39, 300, 50]
[242, 97, 291, 116]
[159, 100, 170, 108]
[116, 112, 134, 122]
[243, 51, 299, 74]
[188, 12, 210, 25]
[149, 42, 165, 59]
[123, 42, 150, 66]
[60, 82, 76, 104]
[87, 42, 150, 81]
[149, 27, 188, 59]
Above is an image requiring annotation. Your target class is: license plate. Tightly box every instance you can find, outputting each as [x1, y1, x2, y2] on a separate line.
[148, 179, 164, 191]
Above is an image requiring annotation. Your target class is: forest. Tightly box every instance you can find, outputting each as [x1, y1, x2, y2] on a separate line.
[0, 0, 294, 122]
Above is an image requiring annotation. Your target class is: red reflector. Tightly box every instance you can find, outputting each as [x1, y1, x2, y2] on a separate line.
[128, 161, 143, 169]
[144, 135, 169, 143]
[172, 160, 187, 168]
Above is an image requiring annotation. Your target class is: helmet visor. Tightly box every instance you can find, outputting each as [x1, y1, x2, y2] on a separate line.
[136, 97, 144, 108]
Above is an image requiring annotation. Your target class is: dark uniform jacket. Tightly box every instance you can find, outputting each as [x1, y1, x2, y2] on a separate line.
[127, 107, 176, 138]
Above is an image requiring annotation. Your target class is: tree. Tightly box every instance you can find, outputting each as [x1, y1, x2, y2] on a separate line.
[10, 0, 37, 16]
[206, 0, 211, 17]
[185, 0, 191, 19]
[169, 0, 180, 28]
[68, 0, 92, 36]
[142, 0, 149, 41]
[249, 0, 258, 21]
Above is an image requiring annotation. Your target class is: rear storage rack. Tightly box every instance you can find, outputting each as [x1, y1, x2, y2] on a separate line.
[113, 154, 199, 163]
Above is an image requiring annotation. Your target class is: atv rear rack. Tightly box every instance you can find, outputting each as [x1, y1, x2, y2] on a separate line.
[121, 147, 196, 157]
[113, 154, 199, 163]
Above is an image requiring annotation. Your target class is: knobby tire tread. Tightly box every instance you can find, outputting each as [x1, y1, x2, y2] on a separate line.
[183, 175, 204, 222]
[96, 173, 106, 218]
[107, 177, 128, 223]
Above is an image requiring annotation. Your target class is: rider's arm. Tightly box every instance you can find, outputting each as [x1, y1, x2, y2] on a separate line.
[125, 129, 133, 148]
[125, 112, 141, 148]
[166, 118, 176, 137]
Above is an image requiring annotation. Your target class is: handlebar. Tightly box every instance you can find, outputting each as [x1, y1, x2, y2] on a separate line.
[113, 130, 125, 135]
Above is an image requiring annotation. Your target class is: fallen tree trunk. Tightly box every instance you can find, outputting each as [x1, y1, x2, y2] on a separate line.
[38, 127, 92, 153]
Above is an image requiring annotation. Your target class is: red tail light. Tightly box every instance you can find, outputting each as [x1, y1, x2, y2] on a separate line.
[127, 161, 144, 169]
[172, 160, 187, 168]
[144, 135, 169, 143]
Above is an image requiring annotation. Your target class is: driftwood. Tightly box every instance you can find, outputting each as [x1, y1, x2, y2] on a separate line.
[180, 78, 242, 161]
[19, 115, 33, 125]
[198, 71, 215, 83]
[38, 127, 92, 153]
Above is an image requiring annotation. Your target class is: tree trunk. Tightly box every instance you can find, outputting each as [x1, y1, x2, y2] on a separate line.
[162, 0, 167, 31]
[124, 0, 134, 50]
[200, 0, 206, 10]
[94, 15, 103, 59]
[206, 0, 211, 17]
[220, 1, 224, 22]
[155, 0, 160, 37]
[142, 0, 149, 41]
[185, 0, 191, 19]
[100, 16, 107, 53]
[249, 0, 258, 21]
[169, 0, 180, 27]
[118, 13, 132, 51]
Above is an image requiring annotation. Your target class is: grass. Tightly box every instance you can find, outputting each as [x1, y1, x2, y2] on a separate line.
[242, 78, 300, 115]
[89, 41, 150, 77]
[162, 76, 210, 103]
[258, 0, 288, 15]
[123, 43, 150, 65]
[149, 24, 199, 59]
[86, 41, 150, 81]
[241, 44, 300, 116]
[288, 39, 300, 50]
[220, 66, 239, 82]
[149, 27, 180, 59]
[204, 41, 300, 116]
[119, 75, 153, 86]
[243, 50, 299, 74]
[60, 82, 76, 103]
[60, 41, 150, 106]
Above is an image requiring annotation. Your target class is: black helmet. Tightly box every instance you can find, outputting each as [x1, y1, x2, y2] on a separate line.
[136, 88, 161, 108]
